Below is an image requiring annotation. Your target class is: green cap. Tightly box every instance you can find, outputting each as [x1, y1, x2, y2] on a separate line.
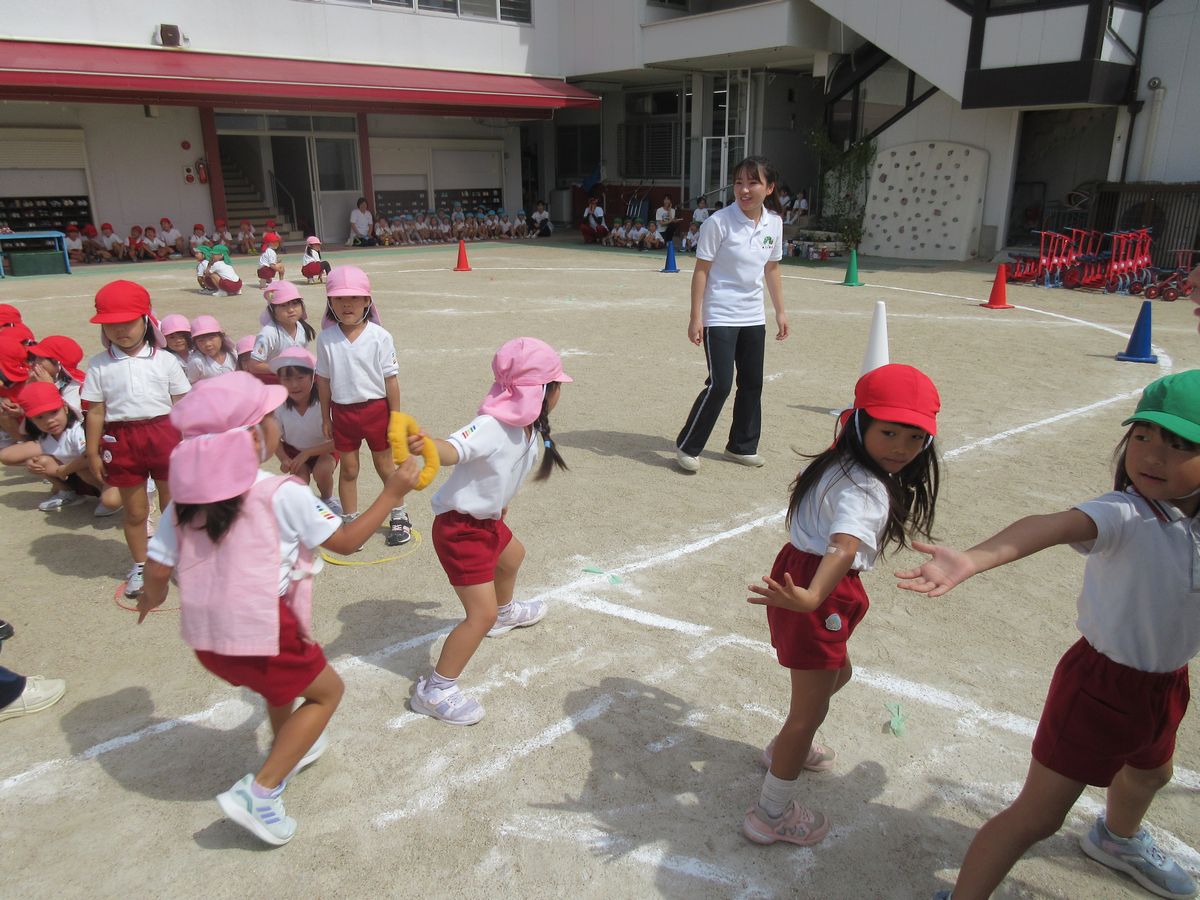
[1123, 370, 1200, 443]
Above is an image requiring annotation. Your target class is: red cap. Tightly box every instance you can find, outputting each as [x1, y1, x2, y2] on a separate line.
[101, 222, 114, 232]
[15, 381, 64, 419]
[7, 322, 35, 345]
[27, 335, 85, 383]
[193, 223, 205, 231]
[215, 218, 226, 227]
[83, 224, 98, 237]
[160, 217, 172, 226]
[262, 232, 281, 247]
[91, 280, 152, 324]
[0, 304, 21, 326]
[130, 224, 143, 233]
[65, 223, 80, 233]
[851, 364, 940, 436]
[0, 333, 30, 383]
[240, 219, 251, 226]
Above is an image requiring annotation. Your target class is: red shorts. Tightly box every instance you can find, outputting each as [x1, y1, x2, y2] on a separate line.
[1032, 638, 1189, 786]
[432, 510, 513, 587]
[101, 416, 180, 488]
[257, 265, 277, 281]
[195, 598, 327, 707]
[301, 261, 327, 278]
[218, 278, 242, 295]
[331, 398, 389, 453]
[282, 441, 338, 473]
[765, 545, 870, 670]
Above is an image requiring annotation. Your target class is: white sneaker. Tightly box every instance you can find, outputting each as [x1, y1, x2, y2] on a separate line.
[214, 290, 230, 298]
[290, 729, 328, 777]
[410, 677, 485, 726]
[487, 599, 548, 637]
[323, 497, 344, 518]
[675, 448, 700, 472]
[124, 564, 145, 598]
[94, 502, 121, 517]
[215, 774, 296, 846]
[0, 676, 66, 722]
[38, 490, 81, 511]
[723, 449, 765, 467]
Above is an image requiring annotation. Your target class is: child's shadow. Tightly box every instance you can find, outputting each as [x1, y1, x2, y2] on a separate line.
[61, 686, 263, 802]
[29, 533, 129, 579]
[321, 597, 457, 685]
[553, 429, 698, 471]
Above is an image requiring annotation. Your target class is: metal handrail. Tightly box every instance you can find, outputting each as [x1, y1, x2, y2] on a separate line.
[267, 170, 297, 230]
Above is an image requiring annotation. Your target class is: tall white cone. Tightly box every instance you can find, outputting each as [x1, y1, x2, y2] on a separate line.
[860, 300, 889, 375]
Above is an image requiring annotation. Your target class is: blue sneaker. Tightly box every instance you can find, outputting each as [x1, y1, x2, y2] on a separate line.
[216, 774, 296, 846]
[1080, 816, 1197, 899]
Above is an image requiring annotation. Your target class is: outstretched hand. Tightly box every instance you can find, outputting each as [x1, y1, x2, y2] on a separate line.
[747, 572, 819, 613]
[894, 540, 974, 597]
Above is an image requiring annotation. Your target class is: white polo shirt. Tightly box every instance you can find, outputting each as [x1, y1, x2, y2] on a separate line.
[39, 418, 86, 463]
[252, 322, 309, 364]
[259, 248, 278, 268]
[314, 322, 399, 404]
[208, 259, 239, 282]
[696, 204, 783, 327]
[349, 208, 373, 239]
[431, 415, 539, 520]
[81, 343, 190, 421]
[692, 207, 710, 225]
[788, 462, 890, 572]
[184, 349, 237, 383]
[150, 471, 340, 597]
[160, 228, 182, 247]
[275, 402, 326, 451]
[1072, 489, 1200, 672]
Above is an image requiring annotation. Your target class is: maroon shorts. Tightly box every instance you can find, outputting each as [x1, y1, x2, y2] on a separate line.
[1032, 638, 1189, 786]
[331, 398, 389, 453]
[218, 278, 242, 295]
[195, 598, 327, 708]
[301, 261, 327, 278]
[432, 510, 513, 587]
[101, 416, 180, 488]
[282, 441, 338, 473]
[257, 265, 277, 281]
[765, 545, 870, 670]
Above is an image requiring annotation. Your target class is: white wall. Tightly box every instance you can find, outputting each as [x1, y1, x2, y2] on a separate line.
[0, 101, 211, 235]
[0, 0, 564, 77]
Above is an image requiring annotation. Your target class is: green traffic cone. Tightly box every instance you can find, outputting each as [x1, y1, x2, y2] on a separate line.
[842, 248, 864, 287]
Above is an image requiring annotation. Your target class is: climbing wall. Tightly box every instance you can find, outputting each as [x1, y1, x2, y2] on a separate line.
[860, 141, 989, 262]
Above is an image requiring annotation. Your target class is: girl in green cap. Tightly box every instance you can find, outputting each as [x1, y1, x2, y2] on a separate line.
[900, 369, 1200, 900]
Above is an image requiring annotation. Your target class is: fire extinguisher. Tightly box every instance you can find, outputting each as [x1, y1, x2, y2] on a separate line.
[196, 158, 209, 184]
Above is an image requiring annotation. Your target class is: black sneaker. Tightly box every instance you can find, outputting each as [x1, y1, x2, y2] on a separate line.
[386, 507, 412, 547]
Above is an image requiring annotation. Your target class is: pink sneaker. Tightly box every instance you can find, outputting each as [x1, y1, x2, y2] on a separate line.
[742, 800, 830, 846]
[760, 737, 836, 773]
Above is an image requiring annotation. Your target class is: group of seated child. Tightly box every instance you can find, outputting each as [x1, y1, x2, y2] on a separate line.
[347, 197, 555, 247]
[600, 196, 713, 253]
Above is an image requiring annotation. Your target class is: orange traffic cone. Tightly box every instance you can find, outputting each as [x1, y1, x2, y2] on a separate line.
[453, 239, 471, 272]
[980, 264, 1013, 309]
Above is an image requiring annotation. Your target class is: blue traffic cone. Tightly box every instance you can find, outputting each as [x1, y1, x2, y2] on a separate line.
[1116, 300, 1158, 364]
[661, 240, 679, 273]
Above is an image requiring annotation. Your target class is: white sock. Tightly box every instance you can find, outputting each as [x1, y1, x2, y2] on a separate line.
[427, 670, 456, 692]
[758, 771, 797, 819]
[496, 602, 513, 618]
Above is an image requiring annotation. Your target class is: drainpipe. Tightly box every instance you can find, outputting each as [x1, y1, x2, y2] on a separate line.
[1118, 0, 1151, 182]
[1138, 78, 1165, 182]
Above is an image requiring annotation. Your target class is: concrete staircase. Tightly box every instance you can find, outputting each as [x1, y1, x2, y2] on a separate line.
[219, 157, 304, 243]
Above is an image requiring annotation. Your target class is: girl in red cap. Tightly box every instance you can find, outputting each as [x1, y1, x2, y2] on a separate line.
[27, 334, 86, 416]
[258, 234, 284, 287]
[12, 382, 120, 515]
[81, 280, 191, 598]
[64, 225, 85, 265]
[136, 372, 422, 846]
[188, 223, 209, 254]
[743, 363, 941, 848]
[211, 218, 233, 247]
[98, 223, 125, 261]
[143, 225, 171, 261]
[159, 217, 185, 257]
[0, 331, 34, 457]
[237, 219, 256, 256]
[408, 337, 571, 725]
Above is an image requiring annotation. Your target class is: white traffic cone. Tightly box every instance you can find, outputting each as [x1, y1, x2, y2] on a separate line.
[860, 300, 889, 374]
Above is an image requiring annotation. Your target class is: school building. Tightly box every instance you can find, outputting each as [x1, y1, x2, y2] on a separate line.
[0, 0, 1197, 262]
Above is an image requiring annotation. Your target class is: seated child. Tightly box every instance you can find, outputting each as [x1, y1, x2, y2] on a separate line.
[99, 223, 126, 260]
[64, 225, 86, 265]
[81, 225, 105, 263]
[194, 246, 215, 293]
[189, 224, 209, 253]
[143, 225, 172, 261]
[513, 211, 529, 239]
[159, 218, 185, 256]
[643, 220, 665, 251]
[374, 216, 394, 247]
[603, 217, 623, 247]
[127, 225, 151, 261]
[626, 218, 648, 249]
[235, 335, 256, 372]
[237, 220, 257, 255]
[497, 211, 513, 240]
[268, 347, 341, 515]
[681, 221, 700, 253]
[211, 219, 233, 247]
[691, 196, 710, 226]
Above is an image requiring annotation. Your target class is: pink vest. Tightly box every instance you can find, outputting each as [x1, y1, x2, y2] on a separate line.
[177, 475, 317, 656]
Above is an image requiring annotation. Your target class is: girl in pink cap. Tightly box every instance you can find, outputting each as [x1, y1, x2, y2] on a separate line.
[409, 337, 571, 725]
[234, 335, 257, 371]
[300, 236, 331, 284]
[245, 282, 316, 383]
[269, 347, 341, 516]
[742, 364, 942, 849]
[159, 314, 192, 363]
[184, 315, 238, 383]
[137, 372, 422, 846]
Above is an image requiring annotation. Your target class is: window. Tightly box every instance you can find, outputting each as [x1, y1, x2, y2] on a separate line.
[556, 124, 600, 178]
[460, 0, 497, 16]
[499, 0, 531, 23]
[418, 0, 457, 11]
[300, 0, 530, 24]
[621, 88, 684, 179]
[649, 0, 688, 7]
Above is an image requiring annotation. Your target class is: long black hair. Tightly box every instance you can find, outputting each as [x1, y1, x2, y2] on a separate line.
[533, 382, 567, 481]
[269, 301, 316, 342]
[787, 410, 940, 556]
[731, 156, 784, 217]
[176, 497, 244, 544]
[23, 403, 78, 441]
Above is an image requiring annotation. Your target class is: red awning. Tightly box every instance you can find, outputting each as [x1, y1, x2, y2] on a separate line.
[0, 40, 598, 119]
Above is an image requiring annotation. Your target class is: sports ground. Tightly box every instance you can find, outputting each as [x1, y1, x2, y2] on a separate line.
[0, 238, 1196, 898]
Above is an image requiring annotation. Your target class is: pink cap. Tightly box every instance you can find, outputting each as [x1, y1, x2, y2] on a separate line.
[168, 372, 288, 503]
[159, 314, 191, 336]
[268, 346, 317, 374]
[190, 315, 235, 356]
[305, 235, 321, 245]
[477, 337, 573, 427]
[323, 266, 381, 328]
[261, 281, 306, 326]
[235, 334, 257, 356]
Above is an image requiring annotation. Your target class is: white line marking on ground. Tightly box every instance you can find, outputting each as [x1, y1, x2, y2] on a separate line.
[373, 694, 614, 825]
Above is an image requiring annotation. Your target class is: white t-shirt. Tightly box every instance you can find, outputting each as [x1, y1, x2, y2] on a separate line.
[184, 349, 237, 383]
[375, 220, 392, 237]
[349, 208, 373, 239]
[143, 236, 164, 251]
[1071, 490, 1200, 672]
[189, 233, 207, 250]
[60, 380, 83, 418]
[39, 419, 86, 463]
[612, 225, 627, 242]
[532, 210, 552, 232]
[655, 206, 677, 227]
[314, 322, 399, 404]
[584, 205, 606, 228]
[208, 260, 239, 282]
[252, 322, 308, 364]
[150, 471, 341, 597]
[431, 415, 539, 520]
[101, 233, 122, 250]
[788, 461, 890, 572]
[211, 229, 233, 244]
[692, 207, 710, 225]
[627, 225, 648, 242]
[302, 247, 322, 265]
[683, 229, 700, 250]
[696, 204, 784, 327]
[81, 344, 190, 421]
[65, 235, 83, 251]
[160, 228, 182, 247]
[275, 402, 326, 452]
[259, 248, 278, 268]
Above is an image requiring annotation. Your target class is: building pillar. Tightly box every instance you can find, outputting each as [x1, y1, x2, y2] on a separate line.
[198, 106, 227, 225]
[357, 112, 374, 206]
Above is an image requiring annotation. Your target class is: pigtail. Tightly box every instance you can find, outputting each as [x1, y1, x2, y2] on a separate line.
[533, 382, 568, 481]
[299, 318, 317, 342]
[175, 497, 245, 544]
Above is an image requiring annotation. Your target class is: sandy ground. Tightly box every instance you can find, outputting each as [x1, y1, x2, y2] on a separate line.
[0, 238, 1196, 899]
